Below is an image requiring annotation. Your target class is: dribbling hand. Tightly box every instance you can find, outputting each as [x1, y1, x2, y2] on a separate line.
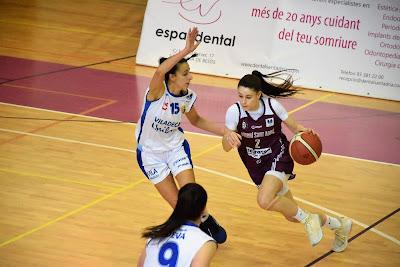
[302, 128, 319, 137]
[224, 131, 242, 148]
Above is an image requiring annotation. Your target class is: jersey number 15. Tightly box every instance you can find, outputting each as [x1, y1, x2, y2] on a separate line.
[170, 103, 179, 115]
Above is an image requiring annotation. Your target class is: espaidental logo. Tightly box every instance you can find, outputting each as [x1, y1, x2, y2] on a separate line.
[156, 28, 236, 47]
[162, 0, 222, 24]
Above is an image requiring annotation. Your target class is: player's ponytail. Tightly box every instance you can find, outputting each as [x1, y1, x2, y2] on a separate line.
[142, 183, 207, 240]
[238, 70, 298, 97]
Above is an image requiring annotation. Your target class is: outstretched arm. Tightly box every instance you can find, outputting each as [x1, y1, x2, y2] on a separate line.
[284, 115, 316, 135]
[185, 107, 224, 136]
[147, 27, 200, 101]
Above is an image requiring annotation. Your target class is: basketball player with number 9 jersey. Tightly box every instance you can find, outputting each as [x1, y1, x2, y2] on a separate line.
[137, 183, 217, 267]
[142, 222, 214, 267]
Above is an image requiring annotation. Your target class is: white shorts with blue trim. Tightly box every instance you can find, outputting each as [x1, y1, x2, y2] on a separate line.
[136, 140, 193, 184]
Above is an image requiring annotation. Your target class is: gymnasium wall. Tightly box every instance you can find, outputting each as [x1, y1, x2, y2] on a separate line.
[136, 0, 400, 100]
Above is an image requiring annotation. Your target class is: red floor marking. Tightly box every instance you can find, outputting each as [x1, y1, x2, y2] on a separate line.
[7, 84, 115, 101]
[1, 56, 399, 164]
[0, 94, 116, 146]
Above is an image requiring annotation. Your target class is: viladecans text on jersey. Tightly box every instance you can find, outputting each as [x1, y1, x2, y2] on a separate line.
[152, 116, 181, 134]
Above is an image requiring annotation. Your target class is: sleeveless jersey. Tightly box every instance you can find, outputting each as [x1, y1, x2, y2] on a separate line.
[135, 83, 197, 153]
[235, 98, 294, 185]
[143, 222, 214, 267]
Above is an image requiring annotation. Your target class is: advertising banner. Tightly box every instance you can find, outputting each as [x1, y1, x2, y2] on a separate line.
[136, 0, 400, 100]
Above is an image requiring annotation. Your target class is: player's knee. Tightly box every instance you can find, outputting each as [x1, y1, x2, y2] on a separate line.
[257, 194, 275, 210]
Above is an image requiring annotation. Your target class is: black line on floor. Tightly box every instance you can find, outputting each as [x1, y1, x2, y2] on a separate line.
[0, 55, 136, 85]
[304, 207, 400, 267]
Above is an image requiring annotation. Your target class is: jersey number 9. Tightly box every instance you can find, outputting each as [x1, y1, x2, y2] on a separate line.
[158, 241, 179, 267]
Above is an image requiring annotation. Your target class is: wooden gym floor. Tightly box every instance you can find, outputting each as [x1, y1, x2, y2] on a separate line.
[0, 1, 399, 266]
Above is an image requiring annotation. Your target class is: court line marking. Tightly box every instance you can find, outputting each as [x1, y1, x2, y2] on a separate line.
[0, 133, 214, 248]
[0, 91, 326, 150]
[0, 102, 127, 122]
[0, 127, 398, 246]
[194, 166, 400, 246]
[192, 143, 223, 159]
[2, 101, 398, 166]
[0, 55, 136, 85]
[0, 179, 146, 248]
[0, 168, 119, 191]
[305, 208, 400, 266]
[288, 93, 335, 114]
[0, 100, 116, 146]
[4, 84, 116, 101]
[0, 128, 134, 152]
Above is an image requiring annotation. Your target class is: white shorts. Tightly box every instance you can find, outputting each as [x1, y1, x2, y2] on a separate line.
[136, 140, 193, 184]
[265, 170, 290, 196]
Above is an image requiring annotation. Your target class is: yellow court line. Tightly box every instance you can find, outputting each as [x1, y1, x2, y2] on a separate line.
[0, 133, 232, 248]
[0, 93, 335, 248]
[0, 168, 118, 191]
[230, 207, 251, 215]
[191, 143, 222, 159]
[1, 127, 397, 167]
[193, 166, 400, 245]
[0, 179, 146, 248]
[288, 93, 335, 114]
[79, 100, 117, 116]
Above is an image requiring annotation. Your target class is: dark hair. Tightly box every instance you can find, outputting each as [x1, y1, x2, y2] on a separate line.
[238, 70, 298, 97]
[159, 54, 198, 83]
[142, 183, 207, 239]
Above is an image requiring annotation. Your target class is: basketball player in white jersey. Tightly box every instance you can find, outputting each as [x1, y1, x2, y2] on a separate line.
[137, 183, 217, 267]
[135, 27, 227, 243]
[222, 71, 352, 251]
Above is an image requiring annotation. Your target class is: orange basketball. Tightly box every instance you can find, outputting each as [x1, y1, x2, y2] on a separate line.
[289, 131, 322, 165]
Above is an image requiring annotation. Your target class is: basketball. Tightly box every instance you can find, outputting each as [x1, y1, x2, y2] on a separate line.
[289, 131, 322, 165]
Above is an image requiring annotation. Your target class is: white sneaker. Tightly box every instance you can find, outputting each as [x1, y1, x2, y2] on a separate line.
[332, 217, 352, 252]
[302, 213, 323, 246]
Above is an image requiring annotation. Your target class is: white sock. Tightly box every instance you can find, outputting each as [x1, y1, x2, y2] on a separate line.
[324, 215, 342, 230]
[201, 213, 209, 223]
[293, 207, 309, 222]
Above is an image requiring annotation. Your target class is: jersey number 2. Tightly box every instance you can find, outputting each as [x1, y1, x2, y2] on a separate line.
[158, 241, 179, 267]
[170, 103, 179, 114]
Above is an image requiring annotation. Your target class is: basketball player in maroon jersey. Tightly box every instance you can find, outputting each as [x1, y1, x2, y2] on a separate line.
[222, 70, 352, 251]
